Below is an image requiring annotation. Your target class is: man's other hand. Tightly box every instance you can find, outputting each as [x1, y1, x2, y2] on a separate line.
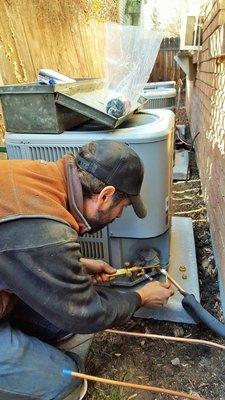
[136, 281, 174, 308]
[81, 258, 116, 284]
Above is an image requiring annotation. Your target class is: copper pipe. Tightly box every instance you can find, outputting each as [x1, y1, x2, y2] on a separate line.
[106, 328, 225, 351]
[64, 370, 205, 400]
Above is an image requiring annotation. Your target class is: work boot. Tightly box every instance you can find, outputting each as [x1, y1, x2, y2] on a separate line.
[57, 333, 94, 364]
[62, 379, 88, 400]
[58, 333, 93, 400]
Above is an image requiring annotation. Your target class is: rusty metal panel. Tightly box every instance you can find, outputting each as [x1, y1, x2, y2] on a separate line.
[0, 83, 91, 133]
[0, 81, 145, 132]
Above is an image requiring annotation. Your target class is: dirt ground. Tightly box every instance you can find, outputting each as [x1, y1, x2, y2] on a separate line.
[86, 109, 225, 400]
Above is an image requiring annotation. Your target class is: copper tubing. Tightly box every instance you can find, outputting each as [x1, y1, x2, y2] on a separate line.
[106, 328, 225, 351]
[66, 370, 205, 400]
[160, 269, 186, 295]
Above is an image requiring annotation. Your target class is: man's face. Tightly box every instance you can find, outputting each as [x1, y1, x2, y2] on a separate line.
[86, 197, 130, 233]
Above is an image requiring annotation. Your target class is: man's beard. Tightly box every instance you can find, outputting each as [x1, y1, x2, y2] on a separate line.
[86, 210, 115, 234]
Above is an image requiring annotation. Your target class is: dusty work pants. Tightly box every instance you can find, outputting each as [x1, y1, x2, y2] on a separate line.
[0, 320, 85, 400]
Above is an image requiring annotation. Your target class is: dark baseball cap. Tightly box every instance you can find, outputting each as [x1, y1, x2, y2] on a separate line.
[77, 140, 147, 219]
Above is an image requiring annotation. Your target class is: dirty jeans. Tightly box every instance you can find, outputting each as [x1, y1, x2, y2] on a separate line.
[0, 320, 82, 400]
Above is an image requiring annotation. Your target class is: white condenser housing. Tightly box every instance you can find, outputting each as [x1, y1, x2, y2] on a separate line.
[144, 81, 176, 90]
[6, 109, 174, 268]
[6, 110, 201, 324]
[141, 88, 176, 110]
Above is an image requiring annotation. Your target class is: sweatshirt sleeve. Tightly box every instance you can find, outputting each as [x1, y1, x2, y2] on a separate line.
[0, 218, 141, 333]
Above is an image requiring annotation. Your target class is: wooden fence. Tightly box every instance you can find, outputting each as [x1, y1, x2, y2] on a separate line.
[0, 5, 182, 86]
[0, 0, 119, 138]
[0, 5, 183, 137]
[150, 37, 184, 82]
[0, 0, 119, 85]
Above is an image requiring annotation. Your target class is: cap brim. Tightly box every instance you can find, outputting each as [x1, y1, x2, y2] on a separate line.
[130, 194, 147, 219]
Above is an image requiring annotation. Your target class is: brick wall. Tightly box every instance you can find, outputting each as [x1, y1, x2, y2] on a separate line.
[188, 0, 225, 308]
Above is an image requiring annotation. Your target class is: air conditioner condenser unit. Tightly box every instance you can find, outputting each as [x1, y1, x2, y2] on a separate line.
[5, 109, 199, 323]
[144, 81, 176, 90]
[141, 88, 176, 110]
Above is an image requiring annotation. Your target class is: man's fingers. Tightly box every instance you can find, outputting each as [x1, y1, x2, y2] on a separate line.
[95, 274, 104, 283]
[160, 282, 175, 295]
[100, 273, 110, 282]
[102, 263, 116, 274]
[92, 273, 111, 284]
[160, 282, 171, 289]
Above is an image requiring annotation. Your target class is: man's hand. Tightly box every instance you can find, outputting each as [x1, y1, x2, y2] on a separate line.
[136, 281, 174, 308]
[81, 258, 116, 284]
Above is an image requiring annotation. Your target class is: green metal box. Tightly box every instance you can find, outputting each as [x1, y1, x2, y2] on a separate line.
[0, 83, 91, 134]
[0, 80, 146, 133]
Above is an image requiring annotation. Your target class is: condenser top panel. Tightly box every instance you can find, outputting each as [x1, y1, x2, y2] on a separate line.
[6, 110, 174, 144]
[142, 88, 176, 99]
[144, 81, 176, 89]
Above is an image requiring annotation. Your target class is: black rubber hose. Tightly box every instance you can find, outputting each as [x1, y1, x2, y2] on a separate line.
[182, 293, 225, 339]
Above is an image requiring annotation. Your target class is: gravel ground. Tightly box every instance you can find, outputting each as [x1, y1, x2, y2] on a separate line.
[86, 109, 225, 400]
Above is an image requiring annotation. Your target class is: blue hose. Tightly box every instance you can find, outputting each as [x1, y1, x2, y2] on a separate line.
[182, 293, 225, 338]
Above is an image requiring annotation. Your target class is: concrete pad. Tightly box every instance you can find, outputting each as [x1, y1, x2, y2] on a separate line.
[173, 148, 190, 181]
[135, 217, 200, 324]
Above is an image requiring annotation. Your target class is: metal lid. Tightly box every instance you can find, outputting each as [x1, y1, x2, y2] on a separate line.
[0, 81, 146, 129]
[55, 83, 146, 129]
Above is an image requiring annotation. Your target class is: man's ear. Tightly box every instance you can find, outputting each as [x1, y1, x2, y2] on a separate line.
[96, 186, 116, 211]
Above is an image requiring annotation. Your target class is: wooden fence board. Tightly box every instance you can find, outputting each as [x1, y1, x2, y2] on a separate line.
[150, 37, 184, 83]
[0, 0, 117, 84]
[5, 1, 35, 81]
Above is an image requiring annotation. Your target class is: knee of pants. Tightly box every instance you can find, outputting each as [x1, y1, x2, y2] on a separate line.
[0, 321, 83, 400]
[0, 355, 82, 400]
[29, 351, 84, 400]
[53, 358, 83, 400]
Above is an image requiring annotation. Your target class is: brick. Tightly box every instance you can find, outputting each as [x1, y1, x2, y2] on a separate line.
[200, 60, 217, 73]
[195, 79, 214, 97]
[197, 71, 216, 87]
[204, 0, 217, 22]
[203, 9, 225, 42]
[199, 48, 213, 62]
[203, 0, 225, 32]
[219, 261, 225, 290]
[189, 25, 225, 275]
[212, 231, 224, 265]
[209, 23, 225, 57]
[219, 172, 225, 197]
[214, 72, 225, 89]
[209, 187, 218, 208]
[203, 1, 218, 32]
[218, 203, 225, 227]
[202, 38, 210, 52]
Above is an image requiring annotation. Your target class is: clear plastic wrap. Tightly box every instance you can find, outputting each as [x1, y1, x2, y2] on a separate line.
[104, 23, 162, 117]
